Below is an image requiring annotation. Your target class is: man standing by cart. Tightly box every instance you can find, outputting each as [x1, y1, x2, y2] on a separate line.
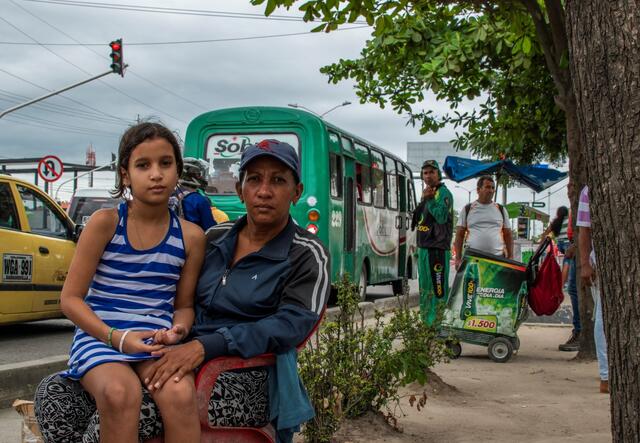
[411, 160, 454, 326]
[453, 175, 513, 269]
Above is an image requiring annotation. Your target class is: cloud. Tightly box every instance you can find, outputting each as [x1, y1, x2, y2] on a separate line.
[2, 0, 567, 214]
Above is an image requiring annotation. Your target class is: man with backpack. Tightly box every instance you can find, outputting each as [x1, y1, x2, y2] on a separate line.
[411, 160, 454, 326]
[454, 175, 513, 269]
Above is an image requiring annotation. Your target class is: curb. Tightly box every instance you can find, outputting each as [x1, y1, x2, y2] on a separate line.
[325, 293, 420, 322]
[0, 293, 420, 409]
[0, 355, 68, 408]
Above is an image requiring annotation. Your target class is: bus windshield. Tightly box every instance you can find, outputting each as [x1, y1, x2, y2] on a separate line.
[204, 133, 300, 195]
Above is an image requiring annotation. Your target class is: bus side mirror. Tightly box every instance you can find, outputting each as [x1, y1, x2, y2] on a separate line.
[73, 223, 84, 242]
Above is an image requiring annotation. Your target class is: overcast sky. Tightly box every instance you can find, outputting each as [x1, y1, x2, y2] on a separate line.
[0, 0, 568, 221]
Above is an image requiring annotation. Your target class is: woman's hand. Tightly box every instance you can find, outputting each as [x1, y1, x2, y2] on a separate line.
[144, 340, 205, 391]
[153, 324, 188, 346]
[117, 330, 165, 354]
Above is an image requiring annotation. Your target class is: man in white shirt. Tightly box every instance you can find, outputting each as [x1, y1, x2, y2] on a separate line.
[453, 175, 513, 268]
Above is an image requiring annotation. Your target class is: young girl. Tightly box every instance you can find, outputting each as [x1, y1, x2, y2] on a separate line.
[60, 122, 205, 443]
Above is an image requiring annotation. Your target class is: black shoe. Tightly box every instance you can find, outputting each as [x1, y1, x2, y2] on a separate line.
[558, 330, 580, 352]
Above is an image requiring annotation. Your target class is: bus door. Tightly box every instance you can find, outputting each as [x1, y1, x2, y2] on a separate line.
[341, 140, 356, 277]
[397, 168, 408, 278]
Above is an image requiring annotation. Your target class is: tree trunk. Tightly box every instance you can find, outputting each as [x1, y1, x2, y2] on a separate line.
[566, 1, 640, 440]
[564, 95, 596, 360]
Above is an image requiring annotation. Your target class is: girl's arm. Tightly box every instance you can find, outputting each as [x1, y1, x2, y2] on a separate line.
[60, 208, 163, 354]
[155, 220, 205, 345]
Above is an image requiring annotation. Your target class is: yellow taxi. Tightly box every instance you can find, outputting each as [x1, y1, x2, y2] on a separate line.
[0, 174, 77, 324]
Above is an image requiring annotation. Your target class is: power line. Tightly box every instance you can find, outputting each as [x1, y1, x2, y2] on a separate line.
[0, 67, 132, 124]
[11, 0, 208, 112]
[0, 26, 370, 46]
[0, 88, 127, 124]
[8, 112, 120, 135]
[23, 0, 368, 24]
[5, 114, 120, 137]
[2, 7, 186, 124]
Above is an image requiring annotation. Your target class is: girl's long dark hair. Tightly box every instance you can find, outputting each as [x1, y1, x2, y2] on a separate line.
[550, 205, 569, 236]
[112, 122, 183, 198]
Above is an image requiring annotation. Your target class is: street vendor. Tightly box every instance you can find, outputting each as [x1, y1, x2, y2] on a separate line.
[454, 175, 513, 269]
[411, 159, 454, 326]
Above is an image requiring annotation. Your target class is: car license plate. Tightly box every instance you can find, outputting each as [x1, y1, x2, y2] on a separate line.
[2, 254, 33, 282]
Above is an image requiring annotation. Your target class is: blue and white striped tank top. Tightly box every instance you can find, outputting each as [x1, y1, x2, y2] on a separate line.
[63, 202, 186, 380]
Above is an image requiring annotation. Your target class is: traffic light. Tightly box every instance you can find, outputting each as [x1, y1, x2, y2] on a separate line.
[109, 39, 124, 76]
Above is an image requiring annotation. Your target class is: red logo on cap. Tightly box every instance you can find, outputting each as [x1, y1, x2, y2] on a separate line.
[257, 140, 273, 151]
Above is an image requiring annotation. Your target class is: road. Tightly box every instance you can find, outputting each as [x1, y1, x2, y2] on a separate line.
[0, 281, 419, 366]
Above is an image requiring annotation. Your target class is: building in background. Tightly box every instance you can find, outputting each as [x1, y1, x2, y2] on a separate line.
[406, 141, 475, 178]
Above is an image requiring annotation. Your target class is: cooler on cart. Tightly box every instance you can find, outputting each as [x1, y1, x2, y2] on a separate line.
[440, 248, 528, 363]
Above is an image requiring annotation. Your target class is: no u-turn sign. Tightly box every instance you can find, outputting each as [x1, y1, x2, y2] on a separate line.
[37, 155, 64, 182]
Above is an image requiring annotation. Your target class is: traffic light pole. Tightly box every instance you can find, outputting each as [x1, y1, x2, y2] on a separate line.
[0, 66, 127, 120]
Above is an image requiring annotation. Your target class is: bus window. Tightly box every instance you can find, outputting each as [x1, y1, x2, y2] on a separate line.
[356, 162, 372, 204]
[370, 150, 385, 209]
[341, 136, 354, 154]
[408, 179, 416, 213]
[204, 132, 300, 195]
[386, 157, 398, 210]
[328, 131, 341, 153]
[330, 153, 343, 198]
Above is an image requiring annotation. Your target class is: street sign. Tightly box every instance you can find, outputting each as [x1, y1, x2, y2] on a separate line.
[531, 201, 546, 208]
[37, 155, 64, 182]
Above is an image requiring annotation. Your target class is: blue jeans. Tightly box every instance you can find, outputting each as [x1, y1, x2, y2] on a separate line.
[592, 284, 608, 381]
[566, 258, 580, 332]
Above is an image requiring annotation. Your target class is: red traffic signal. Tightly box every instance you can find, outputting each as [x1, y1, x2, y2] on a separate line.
[109, 39, 124, 76]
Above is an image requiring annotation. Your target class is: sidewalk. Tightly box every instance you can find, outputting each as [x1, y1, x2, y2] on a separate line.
[0, 407, 20, 443]
[334, 324, 611, 442]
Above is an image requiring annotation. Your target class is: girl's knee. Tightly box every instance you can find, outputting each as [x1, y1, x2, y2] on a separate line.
[97, 380, 142, 411]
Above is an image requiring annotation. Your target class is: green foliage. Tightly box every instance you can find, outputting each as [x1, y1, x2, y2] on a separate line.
[298, 275, 448, 442]
[252, 0, 568, 165]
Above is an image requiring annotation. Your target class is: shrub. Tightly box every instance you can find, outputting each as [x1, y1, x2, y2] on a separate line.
[299, 275, 448, 442]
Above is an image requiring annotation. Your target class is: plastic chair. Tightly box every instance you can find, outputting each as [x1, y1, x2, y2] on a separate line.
[194, 308, 326, 443]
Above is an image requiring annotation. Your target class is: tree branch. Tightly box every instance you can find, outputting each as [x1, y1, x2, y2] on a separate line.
[519, 0, 568, 106]
[544, 0, 569, 67]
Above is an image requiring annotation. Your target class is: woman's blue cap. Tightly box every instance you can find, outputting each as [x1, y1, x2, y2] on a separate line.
[239, 139, 301, 182]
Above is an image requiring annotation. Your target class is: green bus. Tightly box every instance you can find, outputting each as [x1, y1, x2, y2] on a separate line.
[184, 106, 418, 299]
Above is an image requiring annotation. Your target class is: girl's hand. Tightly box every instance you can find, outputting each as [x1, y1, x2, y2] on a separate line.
[153, 324, 188, 345]
[118, 330, 165, 354]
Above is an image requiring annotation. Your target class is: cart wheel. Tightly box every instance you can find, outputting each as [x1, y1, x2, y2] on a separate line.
[488, 337, 513, 363]
[446, 341, 462, 359]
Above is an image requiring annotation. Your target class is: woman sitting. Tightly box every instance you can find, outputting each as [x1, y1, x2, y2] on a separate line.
[35, 139, 329, 443]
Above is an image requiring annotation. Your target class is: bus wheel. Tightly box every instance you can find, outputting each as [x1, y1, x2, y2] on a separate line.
[358, 264, 368, 301]
[391, 275, 407, 296]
